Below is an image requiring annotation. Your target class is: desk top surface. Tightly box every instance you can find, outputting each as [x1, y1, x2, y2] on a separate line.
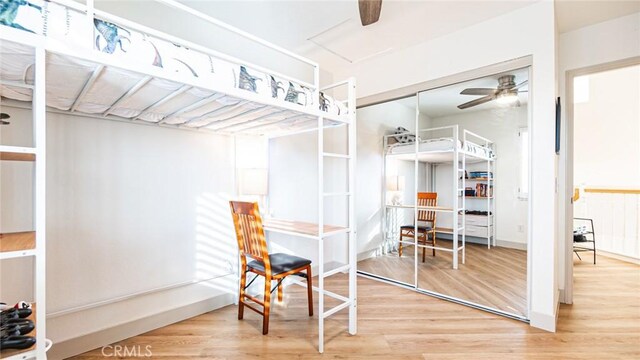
[263, 218, 346, 237]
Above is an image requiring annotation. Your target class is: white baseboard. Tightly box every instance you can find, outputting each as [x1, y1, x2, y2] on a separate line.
[358, 249, 378, 262]
[529, 309, 557, 332]
[530, 289, 559, 332]
[596, 249, 640, 265]
[47, 292, 234, 360]
[495, 239, 528, 250]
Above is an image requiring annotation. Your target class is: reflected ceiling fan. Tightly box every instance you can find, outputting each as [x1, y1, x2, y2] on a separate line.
[359, 0, 382, 26]
[457, 75, 528, 109]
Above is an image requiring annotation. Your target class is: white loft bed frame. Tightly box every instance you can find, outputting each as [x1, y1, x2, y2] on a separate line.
[0, 0, 356, 357]
[381, 125, 495, 273]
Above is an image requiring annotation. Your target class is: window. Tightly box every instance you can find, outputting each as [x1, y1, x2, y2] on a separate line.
[574, 76, 590, 104]
[519, 128, 529, 199]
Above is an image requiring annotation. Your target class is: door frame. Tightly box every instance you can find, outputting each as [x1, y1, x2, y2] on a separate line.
[562, 56, 640, 304]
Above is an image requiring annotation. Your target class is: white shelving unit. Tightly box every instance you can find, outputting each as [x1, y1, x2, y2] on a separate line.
[0, 47, 47, 360]
[459, 128, 496, 248]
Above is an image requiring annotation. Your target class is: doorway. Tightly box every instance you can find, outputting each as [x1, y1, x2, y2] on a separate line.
[564, 58, 640, 303]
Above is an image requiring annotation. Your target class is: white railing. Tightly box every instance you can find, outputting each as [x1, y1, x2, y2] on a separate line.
[574, 188, 640, 259]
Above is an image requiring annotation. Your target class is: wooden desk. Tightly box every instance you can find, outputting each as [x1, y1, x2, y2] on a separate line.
[263, 218, 348, 238]
[386, 204, 454, 212]
[261, 218, 356, 352]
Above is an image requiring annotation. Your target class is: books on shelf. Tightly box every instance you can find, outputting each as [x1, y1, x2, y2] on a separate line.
[469, 171, 493, 179]
[475, 183, 493, 197]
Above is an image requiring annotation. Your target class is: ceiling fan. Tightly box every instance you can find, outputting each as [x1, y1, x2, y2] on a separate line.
[457, 75, 528, 109]
[359, 0, 382, 26]
[0, 113, 9, 125]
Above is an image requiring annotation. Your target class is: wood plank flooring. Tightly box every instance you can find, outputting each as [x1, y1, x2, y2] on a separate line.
[71, 255, 640, 359]
[357, 239, 527, 316]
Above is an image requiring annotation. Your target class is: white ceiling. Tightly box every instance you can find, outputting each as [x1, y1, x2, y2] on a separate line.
[555, 0, 640, 33]
[180, 0, 537, 73]
[98, 1, 639, 75]
[395, 67, 529, 118]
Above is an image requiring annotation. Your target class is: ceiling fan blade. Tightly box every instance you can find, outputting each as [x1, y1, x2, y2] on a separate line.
[457, 95, 496, 109]
[460, 88, 497, 96]
[0, 113, 10, 120]
[513, 80, 528, 90]
[359, 0, 382, 26]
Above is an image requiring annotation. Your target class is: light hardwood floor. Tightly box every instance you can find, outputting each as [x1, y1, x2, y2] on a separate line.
[357, 239, 528, 316]
[72, 256, 640, 359]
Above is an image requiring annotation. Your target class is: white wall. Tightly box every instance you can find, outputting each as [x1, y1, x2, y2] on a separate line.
[573, 65, 640, 188]
[428, 107, 529, 246]
[334, 1, 557, 329]
[1, 107, 237, 349]
[558, 11, 640, 301]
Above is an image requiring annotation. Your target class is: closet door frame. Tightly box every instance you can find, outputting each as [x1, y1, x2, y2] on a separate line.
[357, 57, 533, 322]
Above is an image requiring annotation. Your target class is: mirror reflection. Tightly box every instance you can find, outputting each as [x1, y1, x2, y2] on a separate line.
[358, 68, 530, 318]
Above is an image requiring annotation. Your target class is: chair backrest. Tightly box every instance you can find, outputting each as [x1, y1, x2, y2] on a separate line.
[229, 201, 270, 269]
[417, 192, 437, 224]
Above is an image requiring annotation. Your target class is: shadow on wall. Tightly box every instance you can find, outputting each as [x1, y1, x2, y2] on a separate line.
[195, 192, 238, 296]
[360, 208, 383, 257]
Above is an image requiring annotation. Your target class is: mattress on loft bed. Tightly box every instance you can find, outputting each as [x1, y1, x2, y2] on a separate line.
[0, 0, 348, 117]
[388, 138, 495, 159]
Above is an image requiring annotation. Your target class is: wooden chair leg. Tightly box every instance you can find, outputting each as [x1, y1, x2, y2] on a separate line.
[238, 264, 247, 320]
[398, 232, 403, 257]
[431, 231, 436, 256]
[306, 265, 314, 316]
[277, 281, 284, 303]
[262, 275, 272, 335]
[421, 233, 426, 263]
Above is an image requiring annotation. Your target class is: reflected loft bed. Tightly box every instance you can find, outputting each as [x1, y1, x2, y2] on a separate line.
[381, 126, 496, 270]
[0, 0, 356, 356]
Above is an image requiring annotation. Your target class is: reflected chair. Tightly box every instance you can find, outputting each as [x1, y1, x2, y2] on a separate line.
[573, 217, 596, 264]
[229, 201, 313, 335]
[398, 192, 438, 262]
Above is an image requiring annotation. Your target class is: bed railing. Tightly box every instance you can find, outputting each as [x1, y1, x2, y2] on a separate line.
[463, 129, 494, 150]
[49, 0, 320, 95]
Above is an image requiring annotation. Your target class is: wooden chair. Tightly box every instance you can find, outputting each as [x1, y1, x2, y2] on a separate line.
[398, 192, 438, 262]
[229, 201, 313, 335]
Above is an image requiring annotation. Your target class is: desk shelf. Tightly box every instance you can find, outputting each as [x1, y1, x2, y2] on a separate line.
[0, 232, 36, 259]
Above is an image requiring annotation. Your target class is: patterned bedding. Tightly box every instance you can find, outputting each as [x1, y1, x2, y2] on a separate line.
[1, 0, 347, 116]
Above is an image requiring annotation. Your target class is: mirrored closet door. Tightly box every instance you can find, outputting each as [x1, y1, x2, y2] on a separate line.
[357, 67, 530, 320]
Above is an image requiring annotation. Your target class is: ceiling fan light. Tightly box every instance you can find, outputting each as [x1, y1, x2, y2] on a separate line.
[496, 91, 518, 105]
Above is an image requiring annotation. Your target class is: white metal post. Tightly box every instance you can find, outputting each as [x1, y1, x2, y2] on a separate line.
[347, 78, 357, 335]
[462, 131, 466, 264]
[452, 125, 459, 270]
[34, 46, 47, 359]
[317, 115, 324, 353]
[487, 140, 491, 248]
[413, 94, 419, 287]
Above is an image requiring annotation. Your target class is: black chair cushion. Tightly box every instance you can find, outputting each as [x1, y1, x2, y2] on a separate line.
[400, 224, 432, 231]
[248, 253, 311, 275]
